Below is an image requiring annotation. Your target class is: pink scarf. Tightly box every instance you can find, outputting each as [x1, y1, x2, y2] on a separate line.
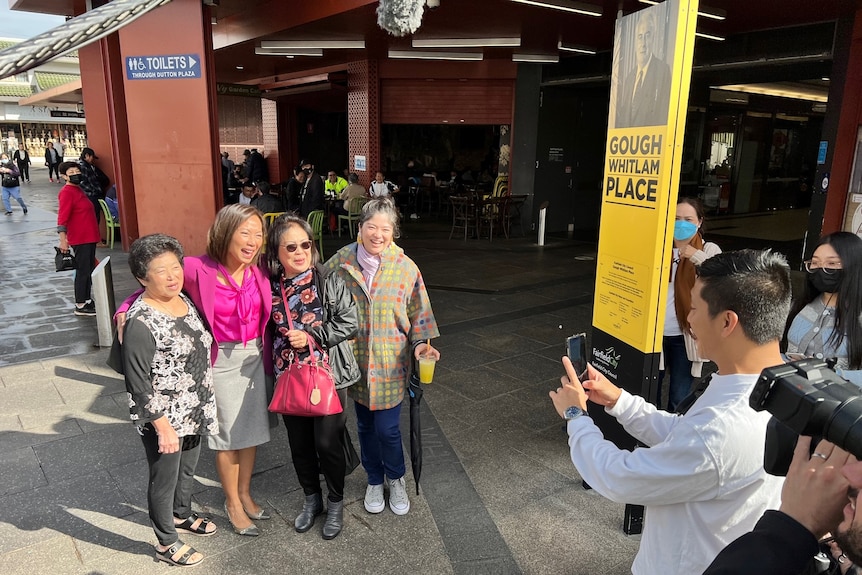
[356, 243, 381, 295]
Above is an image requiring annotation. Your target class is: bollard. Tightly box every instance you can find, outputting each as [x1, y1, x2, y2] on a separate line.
[537, 200, 549, 246]
[91, 256, 116, 347]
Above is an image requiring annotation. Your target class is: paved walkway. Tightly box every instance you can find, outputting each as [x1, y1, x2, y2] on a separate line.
[0, 173, 641, 574]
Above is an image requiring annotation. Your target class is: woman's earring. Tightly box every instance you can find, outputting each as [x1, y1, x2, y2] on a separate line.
[357, 232, 363, 245]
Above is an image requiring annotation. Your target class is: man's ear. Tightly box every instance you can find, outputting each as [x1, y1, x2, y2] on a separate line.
[721, 310, 740, 337]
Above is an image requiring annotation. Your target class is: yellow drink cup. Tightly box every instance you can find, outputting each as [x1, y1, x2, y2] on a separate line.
[418, 356, 437, 384]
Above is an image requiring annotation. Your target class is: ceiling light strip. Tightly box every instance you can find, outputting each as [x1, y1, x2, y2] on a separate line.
[512, 52, 559, 63]
[260, 40, 365, 50]
[412, 37, 521, 48]
[388, 50, 484, 61]
[637, 0, 726, 21]
[255, 47, 323, 56]
[557, 41, 596, 55]
[508, 0, 602, 17]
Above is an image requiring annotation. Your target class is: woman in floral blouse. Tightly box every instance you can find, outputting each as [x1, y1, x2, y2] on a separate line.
[326, 198, 440, 518]
[122, 234, 218, 567]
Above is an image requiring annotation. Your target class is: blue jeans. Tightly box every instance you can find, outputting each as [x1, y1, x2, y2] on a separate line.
[659, 335, 694, 412]
[354, 401, 405, 485]
[2, 185, 26, 213]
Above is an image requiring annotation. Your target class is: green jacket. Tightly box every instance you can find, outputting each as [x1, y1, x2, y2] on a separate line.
[325, 243, 439, 410]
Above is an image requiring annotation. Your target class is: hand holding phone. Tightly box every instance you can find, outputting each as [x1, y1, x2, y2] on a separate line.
[566, 333, 589, 383]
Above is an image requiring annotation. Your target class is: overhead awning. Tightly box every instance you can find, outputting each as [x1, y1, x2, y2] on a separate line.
[0, 0, 173, 80]
[19, 79, 82, 106]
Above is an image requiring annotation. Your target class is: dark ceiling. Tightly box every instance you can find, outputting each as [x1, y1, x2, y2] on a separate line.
[209, 0, 853, 86]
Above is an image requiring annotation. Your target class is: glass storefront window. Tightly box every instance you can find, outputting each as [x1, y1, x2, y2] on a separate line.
[0, 124, 21, 155]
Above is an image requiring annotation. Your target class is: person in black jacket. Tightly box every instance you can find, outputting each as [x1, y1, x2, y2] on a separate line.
[243, 148, 269, 184]
[704, 435, 856, 574]
[264, 213, 360, 540]
[45, 141, 61, 182]
[250, 181, 285, 215]
[13, 144, 30, 183]
[298, 159, 324, 219]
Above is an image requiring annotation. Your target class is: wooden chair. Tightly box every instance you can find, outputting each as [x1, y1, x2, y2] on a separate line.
[449, 195, 477, 241]
[338, 197, 365, 237]
[307, 210, 325, 259]
[97, 199, 120, 249]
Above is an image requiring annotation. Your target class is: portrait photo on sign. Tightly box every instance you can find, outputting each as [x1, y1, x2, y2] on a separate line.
[609, 1, 679, 130]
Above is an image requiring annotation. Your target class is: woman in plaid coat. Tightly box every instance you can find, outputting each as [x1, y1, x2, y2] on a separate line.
[325, 197, 439, 517]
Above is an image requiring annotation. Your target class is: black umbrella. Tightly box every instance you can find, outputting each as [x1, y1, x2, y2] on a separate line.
[408, 369, 424, 495]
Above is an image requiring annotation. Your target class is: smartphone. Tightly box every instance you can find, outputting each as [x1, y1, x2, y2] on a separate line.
[566, 333, 589, 382]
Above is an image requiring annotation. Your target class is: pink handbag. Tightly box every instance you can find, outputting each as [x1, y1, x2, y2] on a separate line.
[268, 281, 342, 417]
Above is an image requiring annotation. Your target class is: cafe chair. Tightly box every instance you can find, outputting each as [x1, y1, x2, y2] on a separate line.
[98, 199, 121, 249]
[307, 209, 325, 259]
[338, 197, 365, 237]
[449, 195, 477, 241]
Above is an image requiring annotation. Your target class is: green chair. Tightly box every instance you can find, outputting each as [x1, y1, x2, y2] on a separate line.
[307, 210, 325, 259]
[338, 196, 365, 237]
[97, 199, 120, 249]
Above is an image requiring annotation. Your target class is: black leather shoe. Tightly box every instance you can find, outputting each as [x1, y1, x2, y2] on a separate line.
[294, 493, 324, 533]
[322, 499, 343, 540]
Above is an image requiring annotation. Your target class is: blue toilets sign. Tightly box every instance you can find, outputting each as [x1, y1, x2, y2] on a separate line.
[125, 54, 201, 80]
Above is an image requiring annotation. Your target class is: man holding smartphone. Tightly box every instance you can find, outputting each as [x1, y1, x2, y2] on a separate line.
[549, 250, 789, 575]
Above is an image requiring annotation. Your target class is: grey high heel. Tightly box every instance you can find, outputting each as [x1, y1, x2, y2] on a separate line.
[244, 506, 271, 520]
[224, 503, 260, 537]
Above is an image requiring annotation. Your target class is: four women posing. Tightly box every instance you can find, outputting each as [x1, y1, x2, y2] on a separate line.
[120, 198, 439, 562]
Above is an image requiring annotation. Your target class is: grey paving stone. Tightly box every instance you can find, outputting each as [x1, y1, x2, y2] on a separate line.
[435, 364, 525, 402]
[487, 352, 564, 383]
[0, 446, 47, 496]
[0, 379, 64, 413]
[0, 470, 136, 555]
[33, 423, 143, 483]
[0, 414, 21, 432]
[433, 343, 505, 372]
[0, 418, 83, 454]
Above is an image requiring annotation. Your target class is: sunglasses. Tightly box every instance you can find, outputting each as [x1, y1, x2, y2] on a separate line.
[281, 241, 313, 253]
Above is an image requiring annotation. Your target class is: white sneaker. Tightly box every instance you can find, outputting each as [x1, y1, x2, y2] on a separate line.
[388, 476, 410, 515]
[364, 483, 385, 514]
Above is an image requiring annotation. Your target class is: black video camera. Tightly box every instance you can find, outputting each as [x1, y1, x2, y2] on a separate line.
[750, 358, 862, 475]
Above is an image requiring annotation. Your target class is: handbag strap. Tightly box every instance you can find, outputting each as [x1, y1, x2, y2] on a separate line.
[280, 277, 326, 358]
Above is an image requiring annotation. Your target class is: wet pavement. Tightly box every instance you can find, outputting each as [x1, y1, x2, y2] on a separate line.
[0, 169, 641, 574]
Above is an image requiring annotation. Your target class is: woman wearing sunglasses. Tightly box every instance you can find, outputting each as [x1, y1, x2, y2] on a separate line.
[264, 213, 360, 540]
[786, 231, 862, 386]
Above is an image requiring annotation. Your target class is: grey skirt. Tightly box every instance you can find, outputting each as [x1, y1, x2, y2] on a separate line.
[207, 339, 275, 451]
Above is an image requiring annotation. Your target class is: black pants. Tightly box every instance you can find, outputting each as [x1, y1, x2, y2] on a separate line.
[47, 162, 59, 179]
[15, 161, 28, 181]
[71, 242, 96, 304]
[88, 196, 102, 224]
[282, 388, 347, 502]
[139, 425, 202, 546]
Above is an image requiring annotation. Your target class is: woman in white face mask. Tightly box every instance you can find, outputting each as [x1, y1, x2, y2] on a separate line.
[661, 197, 721, 412]
[785, 232, 862, 387]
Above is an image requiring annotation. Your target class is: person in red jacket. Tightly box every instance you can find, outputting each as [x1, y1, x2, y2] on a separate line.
[57, 161, 100, 316]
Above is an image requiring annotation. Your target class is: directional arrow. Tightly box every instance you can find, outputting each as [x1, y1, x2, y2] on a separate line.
[188, 55, 197, 68]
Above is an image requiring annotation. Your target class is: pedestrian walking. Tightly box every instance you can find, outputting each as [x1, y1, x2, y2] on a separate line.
[12, 144, 31, 183]
[45, 142, 61, 183]
[1, 153, 27, 216]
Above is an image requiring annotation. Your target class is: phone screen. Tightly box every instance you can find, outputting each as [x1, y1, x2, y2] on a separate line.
[566, 333, 588, 382]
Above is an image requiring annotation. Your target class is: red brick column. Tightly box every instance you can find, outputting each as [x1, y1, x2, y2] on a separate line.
[347, 60, 380, 189]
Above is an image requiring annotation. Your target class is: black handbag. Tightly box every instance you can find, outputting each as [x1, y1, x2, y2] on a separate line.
[54, 247, 76, 272]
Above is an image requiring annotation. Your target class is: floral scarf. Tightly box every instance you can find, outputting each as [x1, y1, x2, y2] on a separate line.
[271, 268, 324, 374]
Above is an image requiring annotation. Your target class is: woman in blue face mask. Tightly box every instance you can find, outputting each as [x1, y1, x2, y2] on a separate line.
[661, 198, 721, 412]
[785, 232, 862, 386]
